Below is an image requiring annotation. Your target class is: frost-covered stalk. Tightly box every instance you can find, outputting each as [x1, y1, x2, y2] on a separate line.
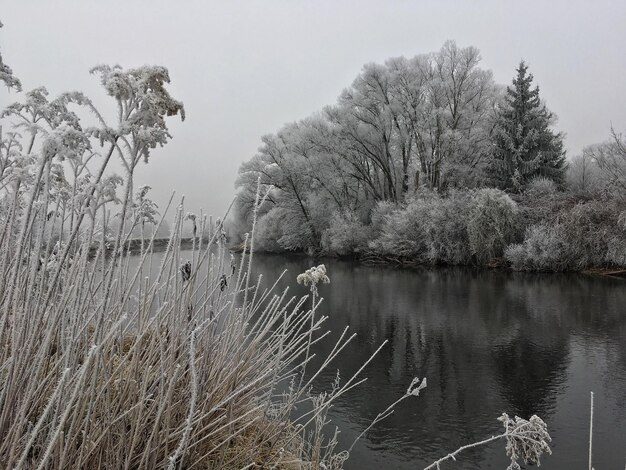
[425, 413, 552, 470]
[297, 264, 330, 385]
[349, 377, 426, 452]
[589, 391, 594, 470]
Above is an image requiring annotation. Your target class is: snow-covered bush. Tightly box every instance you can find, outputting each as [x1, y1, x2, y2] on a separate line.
[426, 191, 472, 264]
[369, 197, 430, 259]
[527, 176, 558, 195]
[606, 210, 626, 266]
[369, 200, 396, 238]
[321, 210, 370, 256]
[507, 200, 626, 271]
[370, 191, 472, 264]
[505, 224, 570, 271]
[467, 188, 519, 264]
[559, 200, 615, 269]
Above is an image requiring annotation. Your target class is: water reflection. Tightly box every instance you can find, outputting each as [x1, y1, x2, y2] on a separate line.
[247, 254, 626, 469]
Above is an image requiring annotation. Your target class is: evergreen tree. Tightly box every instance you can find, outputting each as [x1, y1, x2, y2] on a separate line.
[489, 61, 566, 191]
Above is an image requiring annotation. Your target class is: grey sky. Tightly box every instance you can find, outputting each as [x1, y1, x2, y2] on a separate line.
[2, 0, 625, 218]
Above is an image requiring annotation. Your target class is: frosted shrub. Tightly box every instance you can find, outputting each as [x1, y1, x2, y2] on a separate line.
[561, 199, 624, 270]
[369, 200, 396, 237]
[467, 188, 519, 264]
[527, 176, 558, 194]
[606, 210, 626, 266]
[516, 187, 574, 229]
[369, 198, 430, 259]
[423, 190, 472, 265]
[505, 224, 570, 272]
[506, 199, 626, 271]
[559, 201, 615, 269]
[370, 192, 472, 264]
[321, 211, 369, 256]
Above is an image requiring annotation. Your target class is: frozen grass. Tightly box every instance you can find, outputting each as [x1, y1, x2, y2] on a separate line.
[0, 185, 389, 468]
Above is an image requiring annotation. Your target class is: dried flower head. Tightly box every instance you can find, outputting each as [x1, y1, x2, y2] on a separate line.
[296, 264, 330, 288]
[180, 260, 192, 282]
[498, 413, 552, 470]
[406, 377, 427, 397]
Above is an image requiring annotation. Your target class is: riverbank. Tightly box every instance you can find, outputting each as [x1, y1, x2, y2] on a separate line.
[231, 242, 626, 278]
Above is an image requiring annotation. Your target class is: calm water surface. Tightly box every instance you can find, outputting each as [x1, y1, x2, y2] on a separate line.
[245, 254, 626, 470]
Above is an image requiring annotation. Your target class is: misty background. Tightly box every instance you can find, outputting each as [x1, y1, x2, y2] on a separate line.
[1, 0, 625, 219]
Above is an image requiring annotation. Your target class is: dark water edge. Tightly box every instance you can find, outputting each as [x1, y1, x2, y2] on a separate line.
[245, 253, 626, 470]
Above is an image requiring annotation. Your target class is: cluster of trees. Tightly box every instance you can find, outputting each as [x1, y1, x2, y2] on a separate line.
[235, 42, 626, 272]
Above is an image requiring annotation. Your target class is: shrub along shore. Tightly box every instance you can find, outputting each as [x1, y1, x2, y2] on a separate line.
[233, 181, 626, 275]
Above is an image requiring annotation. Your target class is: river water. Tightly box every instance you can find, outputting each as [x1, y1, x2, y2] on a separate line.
[245, 253, 626, 469]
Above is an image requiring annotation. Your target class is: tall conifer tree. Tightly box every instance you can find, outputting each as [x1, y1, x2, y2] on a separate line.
[489, 61, 566, 190]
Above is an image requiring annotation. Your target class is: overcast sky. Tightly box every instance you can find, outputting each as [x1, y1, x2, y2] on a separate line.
[2, 0, 625, 218]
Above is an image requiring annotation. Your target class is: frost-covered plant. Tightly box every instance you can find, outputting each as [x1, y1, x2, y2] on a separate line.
[498, 413, 552, 470]
[370, 191, 472, 264]
[368, 199, 427, 258]
[253, 206, 285, 252]
[467, 188, 519, 264]
[527, 176, 558, 195]
[297, 264, 330, 292]
[505, 224, 570, 272]
[321, 210, 369, 256]
[0, 21, 21, 92]
[422, 190, 472, 265]
[558, 200, 616, 269]
[348, 376, 427, 454]
[369, 193, 441, 260]
[425, 413, 552, 470]
[128, 185, 159, 236]
[506, 197, 626, 271]
[254, 206, 315, 252]
[369, 200, 396, 237]
[586, 129, 626, 199]
[606, 210, 626, 266]
[185, 211, 197, 238]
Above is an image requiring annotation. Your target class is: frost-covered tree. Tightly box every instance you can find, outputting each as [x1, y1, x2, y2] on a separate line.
[408, 42, 501, 190]
[236, 126, 322, 250]
[328, 42, 500, 196]
[235, 42, 501, 252]
[567, 150, 601, 194]
[587, 128, 626, 197]
[489, 61, 566, 191]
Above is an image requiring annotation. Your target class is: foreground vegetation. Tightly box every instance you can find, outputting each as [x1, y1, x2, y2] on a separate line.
[234, 43, 626, 273]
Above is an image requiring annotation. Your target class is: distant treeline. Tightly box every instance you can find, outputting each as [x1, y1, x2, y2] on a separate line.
[233, 42, 626, 272]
